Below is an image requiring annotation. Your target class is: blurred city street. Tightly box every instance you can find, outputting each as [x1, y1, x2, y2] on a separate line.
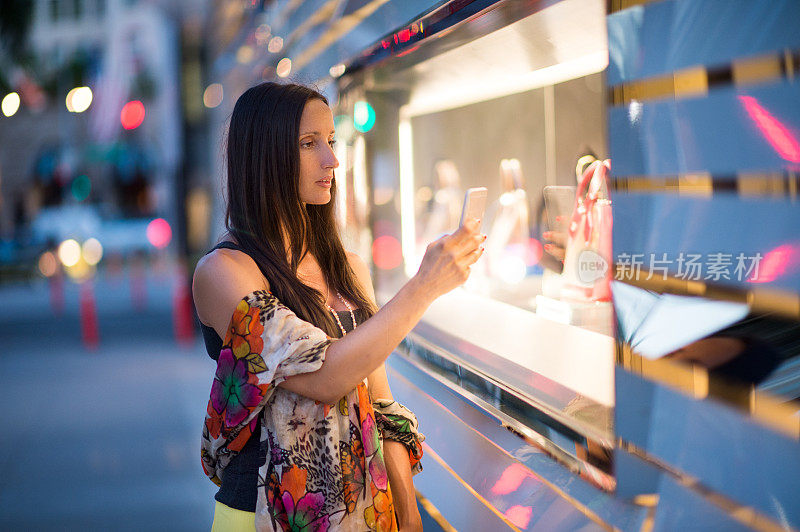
[0, 266, 217, 530]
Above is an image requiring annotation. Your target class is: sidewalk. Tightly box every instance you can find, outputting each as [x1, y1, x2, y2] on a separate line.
[0, 272, 218, 530]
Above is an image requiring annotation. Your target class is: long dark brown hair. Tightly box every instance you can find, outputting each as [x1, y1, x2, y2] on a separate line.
[225, 81, 376, 337]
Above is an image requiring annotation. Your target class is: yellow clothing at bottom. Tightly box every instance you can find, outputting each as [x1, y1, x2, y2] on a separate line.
[211, 501, 256, 532]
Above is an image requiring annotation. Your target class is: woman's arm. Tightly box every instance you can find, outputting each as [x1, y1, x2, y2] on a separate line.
[368, 364, 422, 531]
[277, 221, 483, 403]
[194, 220, 484, 404]
[351, 252, 422, 529]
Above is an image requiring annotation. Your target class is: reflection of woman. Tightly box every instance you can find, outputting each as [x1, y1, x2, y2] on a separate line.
[485, 159, 530, 283]
[192, 82, 484, 531]
[419, 160, 463, 243]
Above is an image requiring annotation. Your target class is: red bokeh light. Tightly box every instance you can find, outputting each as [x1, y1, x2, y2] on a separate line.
[527, 238, 544, 266]
[146, 218, 172, 249]
[372, 235, 403, 270]
[748, 244, 799, 283]
[505, 505, 533, 529]
[739, 95, 800, 163]
[120, 100, 145, 130]
[491, 463, 531, 495]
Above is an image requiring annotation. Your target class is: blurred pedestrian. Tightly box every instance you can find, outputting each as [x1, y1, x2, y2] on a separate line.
[192, 81, 484, 531]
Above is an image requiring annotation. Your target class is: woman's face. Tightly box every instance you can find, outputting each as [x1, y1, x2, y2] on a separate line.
[297, 99, 339, 205]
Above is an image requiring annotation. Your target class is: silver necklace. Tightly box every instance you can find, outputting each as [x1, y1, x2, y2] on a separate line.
[326, 292, 356, 336]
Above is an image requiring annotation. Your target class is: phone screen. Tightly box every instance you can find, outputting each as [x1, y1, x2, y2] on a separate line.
[459, 187, 488, 227]
[543, 185, 575, 233]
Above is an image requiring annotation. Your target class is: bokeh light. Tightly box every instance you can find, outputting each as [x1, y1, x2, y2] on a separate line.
[748, 244, 798, 283]
[82, 238, 103, 266]
[65, 258, 91, 281]
[255, 24, 271, 44]
[329, 64, 346, 78]
[66, 86, 93, 113]
[58, 239, 82, 267]
[120, 100, 145, 130]
[416, 186, 433, 203]
[372, 235, 403, 270]
[203, 83, 224, 108]
[236, 45, 254, 64]
[2, 92, 20, 117]
[276, 58, 292, 78]
[354, 101, 376, 133]
[491, 463, 530, 495]
[146, 218, 172, 249]
[38, 251, 58, 277]
[268, 36, 284, 53]
[496, 254, 526, 284]
[71, 174, 91, 201]
[526, 238, 543, 266]
[504, 506, 532, 529]
[333, 114, 354, 140]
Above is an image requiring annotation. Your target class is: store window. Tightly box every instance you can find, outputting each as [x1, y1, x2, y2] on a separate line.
[334, 0, 615, 459]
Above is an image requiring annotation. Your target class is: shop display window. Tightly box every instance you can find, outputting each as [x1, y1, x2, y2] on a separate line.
[332, 0, 617, 483]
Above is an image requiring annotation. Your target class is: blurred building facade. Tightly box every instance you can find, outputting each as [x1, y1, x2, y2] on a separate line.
[0, 0, 207, 262]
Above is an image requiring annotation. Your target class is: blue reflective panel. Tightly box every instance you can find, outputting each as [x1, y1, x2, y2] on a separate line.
[608, 0, 800, 86]
[612, 281, 749, 360]
[616, 367, 800, 529]
[652, 476, 753, 532]
[413, 447, 515, 531]
[614, 448, 662, 499]
[609, 81, 800, 176]
[612, 193, 800, 292]
[386, 355, 646, 531]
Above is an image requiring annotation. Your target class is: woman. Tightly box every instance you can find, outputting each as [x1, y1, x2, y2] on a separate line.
[193, 82, 484, 531]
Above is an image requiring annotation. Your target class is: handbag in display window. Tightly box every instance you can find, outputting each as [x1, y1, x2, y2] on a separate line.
[561, 159, 613, 303]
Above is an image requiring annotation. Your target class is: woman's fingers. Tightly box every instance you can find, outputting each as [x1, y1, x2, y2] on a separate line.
[459, 245, 485, 266]
[543, 230, 567, 247]
[448, 219, 485, 258]
[542, 229, 566, 261]
[545, 244, 565, 261]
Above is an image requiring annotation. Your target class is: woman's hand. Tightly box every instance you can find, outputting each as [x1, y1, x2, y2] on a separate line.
[414, 218, 485, 298]
[542, 223, 567, 261]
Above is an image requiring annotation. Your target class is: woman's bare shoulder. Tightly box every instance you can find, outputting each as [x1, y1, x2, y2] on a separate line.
[195, 248, 267, 289]
[192, 246, 269, 331]
[345, 250, 368, 271]
[345, 251, 375, 301]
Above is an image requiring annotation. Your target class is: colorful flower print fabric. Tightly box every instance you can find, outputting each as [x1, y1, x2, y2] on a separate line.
[201, 290, 424, 531]
[372, 399, 425, 475]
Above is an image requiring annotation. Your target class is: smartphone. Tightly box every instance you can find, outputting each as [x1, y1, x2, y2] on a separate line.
[541, 185, 575, 274]
[543, 185, 575, 233]
[459, 187, 488, 227]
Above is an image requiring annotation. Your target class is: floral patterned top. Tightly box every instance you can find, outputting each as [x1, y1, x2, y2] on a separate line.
[201, 290, 424, 531]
